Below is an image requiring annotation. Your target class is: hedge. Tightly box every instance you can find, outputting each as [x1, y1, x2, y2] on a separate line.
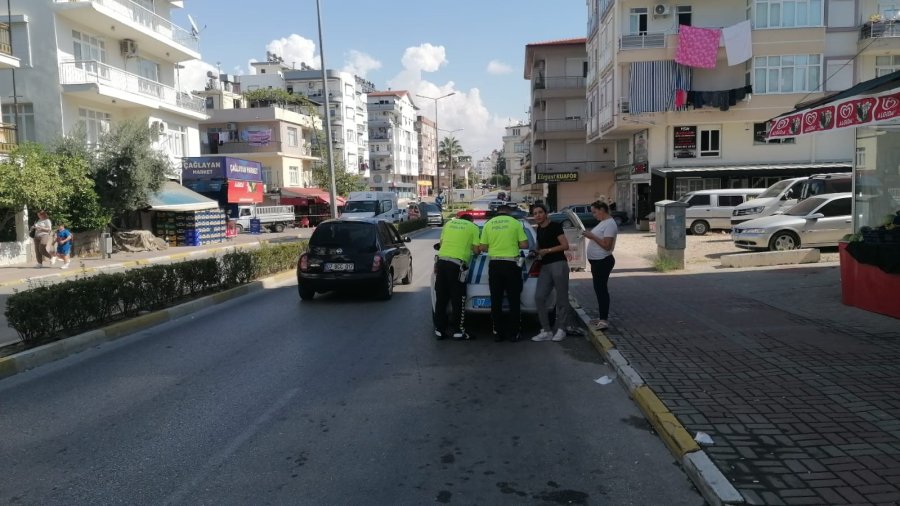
[5, 242, 306, 346]
[397, 218, 428, 234]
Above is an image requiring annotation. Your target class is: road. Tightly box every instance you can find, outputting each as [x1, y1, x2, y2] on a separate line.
[0, 228, 702, 505]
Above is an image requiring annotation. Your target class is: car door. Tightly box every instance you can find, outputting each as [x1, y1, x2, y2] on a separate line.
[685, 193, 712, 222]
[713, 194, 744, 229]
[379, 222, 409, 281]
[804, 197, 852, 246]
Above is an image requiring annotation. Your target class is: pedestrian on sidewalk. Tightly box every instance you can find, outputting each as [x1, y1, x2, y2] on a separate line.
[530, 203, 573, 342]
[479, 203, 529, 342]
[54, 223, 73, 269]
[432, 213, 480, 340]
[30, 211, 54, 268]
[582, 201, 617, 331]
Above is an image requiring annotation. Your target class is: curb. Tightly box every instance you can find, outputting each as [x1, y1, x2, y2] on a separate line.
[569, 294, 744, 506]
[0, 270, 297, 381]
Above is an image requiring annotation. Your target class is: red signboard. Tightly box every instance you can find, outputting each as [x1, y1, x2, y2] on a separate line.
[768, 113, 803, 138]
[801, 105, 835, 134]
[873, 92, 900, 122]
[769, 90, 900, 139]
[836, 97, 877, 129]
[227, 180, 263, 204]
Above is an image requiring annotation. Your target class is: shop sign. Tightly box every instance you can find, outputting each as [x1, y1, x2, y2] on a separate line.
[836, 97, 877, 128]
[769, 90, 900, 138]
[632, 162, 648, 175]
[673, 126, 696, 158]
[226, 180, 264, 204]
[182, 157, 263, 181]
[536, 172, 579, 183]
[801, 105, 835, 134]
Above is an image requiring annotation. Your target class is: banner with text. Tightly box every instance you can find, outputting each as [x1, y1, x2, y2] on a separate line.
[768, 90, 900, 139]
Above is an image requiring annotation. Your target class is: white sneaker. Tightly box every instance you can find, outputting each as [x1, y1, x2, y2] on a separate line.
[531, 330, 553, 342]
[50, 257, 57, 266]
[551, 328, 567, 342]
[35, 263, 43, 268]
[61, 262, 70, 269]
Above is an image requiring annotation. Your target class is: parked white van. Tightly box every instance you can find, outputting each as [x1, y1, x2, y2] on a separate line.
[679, 188, 766, 235]
[731, 173, 851, 227]
[342, 191, 401, 222]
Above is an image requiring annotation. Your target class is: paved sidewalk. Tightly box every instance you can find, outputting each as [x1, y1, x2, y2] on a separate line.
[570, 249, 900, 505]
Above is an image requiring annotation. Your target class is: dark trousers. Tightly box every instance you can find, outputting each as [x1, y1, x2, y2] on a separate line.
[589, 256, 615, 320]
[433, 260, 467, 333]
[488, 260, 523, 339]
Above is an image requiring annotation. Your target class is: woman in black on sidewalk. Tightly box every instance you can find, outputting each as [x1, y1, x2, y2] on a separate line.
[582, 201, 617, 331]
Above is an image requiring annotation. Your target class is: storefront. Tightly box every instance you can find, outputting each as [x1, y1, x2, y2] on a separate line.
[181, 156, 264, 207]
[279, 187, 346, 226]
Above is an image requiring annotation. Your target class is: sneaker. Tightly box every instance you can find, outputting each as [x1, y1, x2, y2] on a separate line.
[452, 331, 471, 341]
[61, 262, 70, 270]
[531, 330, 553, 342]
[435, 329, 446, 340]
[592, 320, 609, 330]
[50, 257, 57, 266]
[35, 263, 43, 268]
[551, 328, 567, 342]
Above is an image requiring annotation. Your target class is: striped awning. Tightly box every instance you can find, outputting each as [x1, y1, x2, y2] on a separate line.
[651, 162, 852, 176]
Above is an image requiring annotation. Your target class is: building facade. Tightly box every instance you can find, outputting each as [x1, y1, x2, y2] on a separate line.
[0, 20, 19, 157]
[526, 38, 615, 210]
[367, 90, 419, 199]
[585, 0, 863, 221]
[415, 115, 437, 196]
[503, 124, 534, 196]
[0, 0, 207, 172]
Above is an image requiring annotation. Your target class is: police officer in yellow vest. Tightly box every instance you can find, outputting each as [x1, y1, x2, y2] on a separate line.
[433, 213, 481, 340]
[479, 203, 529, 342]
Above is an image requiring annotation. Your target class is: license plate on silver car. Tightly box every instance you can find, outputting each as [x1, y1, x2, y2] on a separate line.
[325, 263, 354, 272]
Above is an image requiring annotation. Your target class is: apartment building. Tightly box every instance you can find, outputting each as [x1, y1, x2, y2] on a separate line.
[585, 0, 863, 221]
[503, 124, 534, 195]
[0, 0, 207, 171]
[415, 114, 437, 196]
[0, 21, 19, 157]
[525, 39, 616, 210]
[367, 90, 419, 199]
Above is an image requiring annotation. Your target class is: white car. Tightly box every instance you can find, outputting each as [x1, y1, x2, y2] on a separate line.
[430, 214, 551, 316]
[732, 193, 852, 251]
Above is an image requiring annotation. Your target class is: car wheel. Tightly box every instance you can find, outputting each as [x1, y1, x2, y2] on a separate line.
[298, 284, 315, 301]
[562, 219, 573, 228]
[272, 223, 285, 233]
[401, 259, 413, 285]
[378, 269, 394, 300]
[690, 220, 710, 236]
[235, 224, 244, 234]
[769, 231, 800, 251]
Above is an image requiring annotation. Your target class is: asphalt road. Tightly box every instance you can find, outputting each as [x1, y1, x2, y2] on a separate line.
[0, 228, 702, 505]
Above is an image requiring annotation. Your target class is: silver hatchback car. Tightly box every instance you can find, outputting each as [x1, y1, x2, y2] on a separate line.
[732, 193, 852, 251]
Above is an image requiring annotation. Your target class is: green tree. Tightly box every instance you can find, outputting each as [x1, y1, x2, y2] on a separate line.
[311, 157, 368, 197]
[50, 129, 113, 231]
[93, 119, 171, 225]
[243, 88, 315, 109]
[489, 174, 511, 187]
[494, 156, 507, 176]
[439, 136, 464, 166]
[0, 143, 72, 233]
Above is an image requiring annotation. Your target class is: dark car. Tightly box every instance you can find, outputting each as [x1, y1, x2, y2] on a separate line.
[548, 204, 599, 228]
[297, 218, 413, 301]
[419, 202, 444, 226]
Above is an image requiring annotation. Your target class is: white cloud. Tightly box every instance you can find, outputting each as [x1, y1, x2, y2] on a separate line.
[486, 60, 513, 75]
[177, 59, 217, 93]
[401, 43, 447, 72]
[342, 50, 382, 77]
[263, 34, 319, 71]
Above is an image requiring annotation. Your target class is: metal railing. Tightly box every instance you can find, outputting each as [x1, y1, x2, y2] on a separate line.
[0, 123, 16, 153]
[533, 118, 585, 133]
[619, 32, 667, 50]
[367, 103, 399, 111]
[535, 161, 614, 173]
[861, 20, 900, 39]
[0, 23, 11, 56]
[59, 60, 205, 113]
[55, 0, 199, 52]
[618, 97, 630, 114]
[202, 141, 283, 155]
[533, 76, 586, 90]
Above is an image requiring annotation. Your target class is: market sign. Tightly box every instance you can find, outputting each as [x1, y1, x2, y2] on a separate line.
[768, 90, 900, 139]
[226, 180, 264, 204]
[536, 172, 578, 183]
[182, 156, 263, 181]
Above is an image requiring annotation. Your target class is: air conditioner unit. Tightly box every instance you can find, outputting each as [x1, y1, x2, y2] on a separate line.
[226, 122, 237, 131]
[150, 120, 166, 135]
[120, 39, 138, 57]
[653, 3, 671, 16]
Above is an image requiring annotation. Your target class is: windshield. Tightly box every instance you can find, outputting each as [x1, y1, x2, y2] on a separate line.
[310, 222, 377, 252]
[758, 179, 794, 199]
[344, 201, 377, 213]
[784, 196, 828, 216]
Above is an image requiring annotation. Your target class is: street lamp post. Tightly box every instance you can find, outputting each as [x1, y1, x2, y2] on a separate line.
[415, 92, 454, 200]
[437, 128, 463, 205]
[316, 0, 339, 218]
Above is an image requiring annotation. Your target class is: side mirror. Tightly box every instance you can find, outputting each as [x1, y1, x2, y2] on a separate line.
[403, 236, 412, 242]
[432, 242, 440, 250]
[807, 213, 825, 220]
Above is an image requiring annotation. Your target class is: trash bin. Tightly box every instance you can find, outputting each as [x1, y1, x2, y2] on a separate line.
[100, 232, 113, 259]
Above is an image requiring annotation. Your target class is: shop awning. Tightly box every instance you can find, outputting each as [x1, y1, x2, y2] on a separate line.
[651, 162, 852, 177]
[281, 187, 346, 206]
[767, 70, 900, 139]
[147, 181, 220, 211]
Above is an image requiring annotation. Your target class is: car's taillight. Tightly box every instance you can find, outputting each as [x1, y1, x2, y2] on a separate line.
[527, 259, 542, 278]
[299, 254, 309, 272]
[372, 255, 383, 272]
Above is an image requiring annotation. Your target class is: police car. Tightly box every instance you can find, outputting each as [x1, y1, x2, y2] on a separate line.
[430, 210, 552, 316]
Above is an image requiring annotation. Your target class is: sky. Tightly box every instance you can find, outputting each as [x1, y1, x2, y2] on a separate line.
[172, 0, 586, 159]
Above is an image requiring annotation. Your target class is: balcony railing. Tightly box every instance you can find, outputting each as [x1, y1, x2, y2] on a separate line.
[55, 0, 199, 53]
[0, 23, 12, 57]
[0, 123, 16, 153]
[202, 141, 283, 155]
[59, 60, 205, 113]
[861, 20, 900, 39]
[620, 32, 667, 50]
[534, 118, 585, 133]
[533, 76, 586, 91]
[535, 161, 614, 173]
[368, 103, 398, 111]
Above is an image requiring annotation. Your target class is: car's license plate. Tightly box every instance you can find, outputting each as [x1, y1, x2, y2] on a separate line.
[472, 297, 491, 309]
[325, 263, 354, 272]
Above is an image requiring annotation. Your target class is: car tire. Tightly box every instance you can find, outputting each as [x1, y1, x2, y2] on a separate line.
[235, 224, 244, 234]
[378, 269, 394, 300]
[272, 223, 285, 233]
[769, 231, 800, 251]
[298, 284, 315, 301]
[690, 220, 710, 236]
[401, 260, 413, 285]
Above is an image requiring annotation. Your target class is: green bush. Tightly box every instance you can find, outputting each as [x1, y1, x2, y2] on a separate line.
[397, 219, 428, 234]
[5, 242, 306, 345]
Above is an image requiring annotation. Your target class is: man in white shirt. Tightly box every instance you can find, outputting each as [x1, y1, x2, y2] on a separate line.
[582, 201, 617, 330]
[30, 210, 55, 268]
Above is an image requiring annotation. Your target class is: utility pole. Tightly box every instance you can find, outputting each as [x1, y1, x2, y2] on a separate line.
[315, 0, 338, 218]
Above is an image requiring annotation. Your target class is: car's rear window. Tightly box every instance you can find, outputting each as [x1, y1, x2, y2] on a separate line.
[310, 222, 377, 251]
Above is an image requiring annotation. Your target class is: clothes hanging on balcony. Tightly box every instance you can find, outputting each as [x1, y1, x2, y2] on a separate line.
[628, 61, 693, 114]
[687, 85, 752, 111]
[722, 20, 752, 66]
[675, 25, 722, 69]
[674, 89, 688, 109]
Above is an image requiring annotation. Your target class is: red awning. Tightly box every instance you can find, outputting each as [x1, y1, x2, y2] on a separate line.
[281, 187, 346, 206]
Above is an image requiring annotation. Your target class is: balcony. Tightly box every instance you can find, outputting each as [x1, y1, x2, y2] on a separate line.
[0, 24, 18, 68]
[535, 161, 614, 173]
[368, 103, 399, 111]
[619, 32, 667, 50]
[307, 91, 343, 103]
[859, 20, 900, 54]
[0, 123, 16, 154]
[533, 118, 585, 139]
[59, 60, 207, 120]
[202, 141, 283, 155]
[533, 76, 586, 97]
[53, 0, 200, 61]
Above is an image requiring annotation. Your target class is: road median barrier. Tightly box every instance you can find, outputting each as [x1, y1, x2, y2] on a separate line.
[720, 248, 820, 268]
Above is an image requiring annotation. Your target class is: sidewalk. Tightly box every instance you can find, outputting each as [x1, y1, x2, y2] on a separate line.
[0, 229, 312, 347]
[569, 250, 900, 504]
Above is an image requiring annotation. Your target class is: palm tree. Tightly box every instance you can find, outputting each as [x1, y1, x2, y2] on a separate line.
[438, 136, 464, 167]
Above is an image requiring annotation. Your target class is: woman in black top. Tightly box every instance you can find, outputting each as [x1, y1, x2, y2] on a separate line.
[530, 204, 574, 342]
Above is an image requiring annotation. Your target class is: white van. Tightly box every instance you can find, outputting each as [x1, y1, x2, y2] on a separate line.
[679, 188, 766, 235]
[731, 173, 852, 226]
[342, 191, 400, 222]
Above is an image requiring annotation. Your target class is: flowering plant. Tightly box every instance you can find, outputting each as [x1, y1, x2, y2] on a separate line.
[870, 13, 885, 23]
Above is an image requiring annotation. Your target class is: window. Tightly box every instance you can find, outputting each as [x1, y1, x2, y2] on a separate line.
[699, 126, 721, 157]
[687, 194, 711, 206]
[72, 30, 107, 77]
[286, 127, 298, 147]
[138, 57, 161, 97]
[856, 147, 866, 168]
[262, 166, 274, 186]
[753, 122, 795, 144]
[1, 103, 35, 142]
[674, 178, 721, 199]
[676, 5, 693, 27]
[718, 195, 745, 206]
[78, 108, 111, 145]
[753, 55, 822, 93]
[167, 124, 187, 158]
[754, 0, 823, 28]
[629, 8, 648, 34]
[288, 166, 300, 186]
[205, 96, 215, 109]
[876, 55, 900, 77]
[817, 197, 851, 217]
